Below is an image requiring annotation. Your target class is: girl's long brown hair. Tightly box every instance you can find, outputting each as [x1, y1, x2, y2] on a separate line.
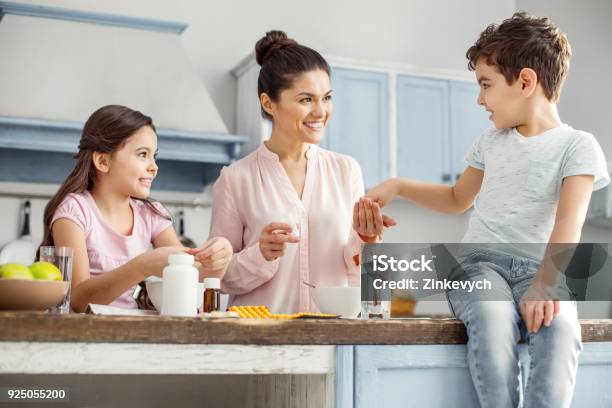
[41, 105, 170, 249]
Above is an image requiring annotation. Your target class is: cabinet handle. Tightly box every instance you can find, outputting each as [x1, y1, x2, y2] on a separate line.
[442, 173, 451, 182]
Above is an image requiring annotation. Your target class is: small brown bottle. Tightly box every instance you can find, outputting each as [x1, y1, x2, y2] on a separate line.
[203, 278, 221, 312]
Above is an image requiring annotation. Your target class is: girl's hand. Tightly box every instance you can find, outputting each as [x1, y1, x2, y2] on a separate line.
[353, 197, 397, 242]
[137, 246, 188, 278]
[366, 178, 400, 207]
[186, 237, 233, 279]
[258, 222, 300, 261]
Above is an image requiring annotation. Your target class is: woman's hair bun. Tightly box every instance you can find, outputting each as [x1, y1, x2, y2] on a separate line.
[255, 30, 298, 66]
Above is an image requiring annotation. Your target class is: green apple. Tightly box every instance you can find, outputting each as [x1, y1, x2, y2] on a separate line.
[0, 263, 34, 280]
[29, 262, 62, 281]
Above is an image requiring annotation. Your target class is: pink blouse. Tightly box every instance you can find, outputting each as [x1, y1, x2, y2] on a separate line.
[209, 143, 364, 313]
[51, 190, 172, 309]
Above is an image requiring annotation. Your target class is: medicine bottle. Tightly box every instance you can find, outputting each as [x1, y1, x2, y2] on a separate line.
[161, 253, 198, 317]
[203, 278, 221, 312]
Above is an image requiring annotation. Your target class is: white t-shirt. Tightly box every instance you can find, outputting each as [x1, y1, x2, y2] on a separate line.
[462, 124, 610, 260]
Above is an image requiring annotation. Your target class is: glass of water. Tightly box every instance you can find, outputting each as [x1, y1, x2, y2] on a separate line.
[361, 300, 391, 319]
[39, 246, 74, 314]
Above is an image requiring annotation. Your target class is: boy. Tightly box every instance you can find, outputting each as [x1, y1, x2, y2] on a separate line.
[366, 12, 610, 407]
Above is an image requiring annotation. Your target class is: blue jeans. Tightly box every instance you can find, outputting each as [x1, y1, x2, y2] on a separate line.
[447, 249, 582, 408]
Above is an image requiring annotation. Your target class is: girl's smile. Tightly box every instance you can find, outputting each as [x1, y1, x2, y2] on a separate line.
[106, 125, 158, 199]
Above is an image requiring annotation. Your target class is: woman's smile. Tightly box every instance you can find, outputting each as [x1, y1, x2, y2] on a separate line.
[303, 120, 325, 131]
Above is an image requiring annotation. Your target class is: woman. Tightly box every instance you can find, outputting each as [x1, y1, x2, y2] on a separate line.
[194, 31, 394, 313]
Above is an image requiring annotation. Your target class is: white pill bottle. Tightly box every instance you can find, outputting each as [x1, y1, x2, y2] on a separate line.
[161, 253, 198, 317]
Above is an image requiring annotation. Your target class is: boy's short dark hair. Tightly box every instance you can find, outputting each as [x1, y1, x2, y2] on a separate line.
[466, 11, 572, 102]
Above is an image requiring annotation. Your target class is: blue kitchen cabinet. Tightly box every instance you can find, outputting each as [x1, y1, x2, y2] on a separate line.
[396, 76, 489, 183]
[397, 76, 450, 183]
[324, 68, 390, 189]
[353, 345, 480, 408]
[336, 343, 612, 408]
[449, 81, 491, 181]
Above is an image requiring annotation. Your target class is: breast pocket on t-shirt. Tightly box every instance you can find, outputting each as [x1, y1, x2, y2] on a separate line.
[526, 160, 560, 196]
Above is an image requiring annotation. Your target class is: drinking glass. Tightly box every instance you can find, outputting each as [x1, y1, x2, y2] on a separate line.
[39, 246, 74, 314]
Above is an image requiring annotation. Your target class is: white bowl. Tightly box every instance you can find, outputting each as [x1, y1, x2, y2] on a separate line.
[310, 286, 361, 318]
[145, 278, 228, 313]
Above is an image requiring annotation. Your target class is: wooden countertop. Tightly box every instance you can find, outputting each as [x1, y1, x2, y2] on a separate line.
[1, 312, 611, 345]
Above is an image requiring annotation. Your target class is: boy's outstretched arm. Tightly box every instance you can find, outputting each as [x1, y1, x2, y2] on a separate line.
[520, 174, 595, 333]
[366, 166, 484, 214]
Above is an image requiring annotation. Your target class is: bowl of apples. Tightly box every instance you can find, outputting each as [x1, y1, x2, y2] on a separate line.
[0, 262, 69, 311]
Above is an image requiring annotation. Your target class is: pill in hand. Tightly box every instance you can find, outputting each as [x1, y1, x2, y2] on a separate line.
[291, 224, 300, 239]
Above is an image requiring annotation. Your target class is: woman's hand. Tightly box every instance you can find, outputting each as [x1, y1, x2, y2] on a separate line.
[186, 237, 233, 279]
[366, 178, 400, 207]
[353, 197, 397, 242]
[258, 222, 300, 261]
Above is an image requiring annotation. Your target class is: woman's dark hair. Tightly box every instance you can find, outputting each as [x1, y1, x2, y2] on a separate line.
[255, 30, 331, 120]
[41, 105, 170, 248]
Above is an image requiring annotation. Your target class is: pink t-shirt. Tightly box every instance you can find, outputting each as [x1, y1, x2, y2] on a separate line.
[51, 190, 172, 309]
[210, 144, 365, 313]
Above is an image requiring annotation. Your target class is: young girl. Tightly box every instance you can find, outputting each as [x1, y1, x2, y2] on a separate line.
[41, 105, 232, 312]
